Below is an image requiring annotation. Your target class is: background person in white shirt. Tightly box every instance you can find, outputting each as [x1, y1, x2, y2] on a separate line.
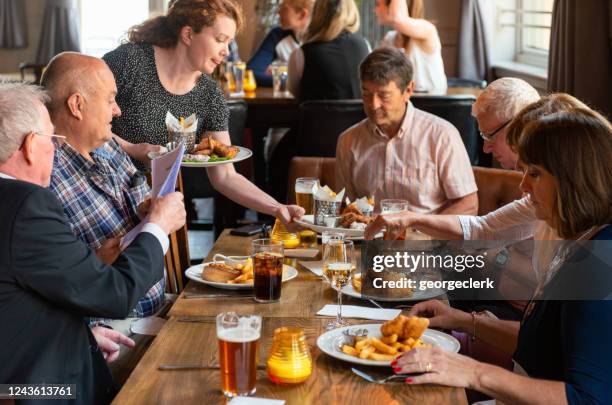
[376, 0, 447, 92]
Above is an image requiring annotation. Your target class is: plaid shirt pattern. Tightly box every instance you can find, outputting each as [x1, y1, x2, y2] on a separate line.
[49, 139, 165, 319]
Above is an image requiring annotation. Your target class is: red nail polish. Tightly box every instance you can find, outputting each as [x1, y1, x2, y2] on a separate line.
[405, 378, 413, 383]
[391, 360, 397, 366]
[393, 367, 401, 373]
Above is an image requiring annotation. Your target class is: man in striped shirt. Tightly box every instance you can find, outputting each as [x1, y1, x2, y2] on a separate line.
[43, 52, 166, 323]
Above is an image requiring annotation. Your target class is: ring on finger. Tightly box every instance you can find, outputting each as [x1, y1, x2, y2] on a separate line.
[424, 362, 432, 373]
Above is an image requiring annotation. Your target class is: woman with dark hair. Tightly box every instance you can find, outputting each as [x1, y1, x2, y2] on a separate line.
[247, 0, 315, 87]
[102, 0, 303, 226]
[391, 109, 612, 404]
[376, 0, 446, 92]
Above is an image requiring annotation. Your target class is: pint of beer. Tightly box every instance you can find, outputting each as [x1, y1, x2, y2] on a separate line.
[217, 312, 262, 397]
[295, 177, 319, 247]
[295, 177, 318, 215]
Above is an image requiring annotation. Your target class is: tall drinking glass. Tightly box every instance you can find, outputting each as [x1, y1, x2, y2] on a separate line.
[295, 177, 319, 247]
[271, 60, 289, 96]
[380, 199, 410, 239]
[217, 312, 262, 397]
[252, 239, 284, 302]
[232, 61, 246, 95]
[322, 239, 355, 330]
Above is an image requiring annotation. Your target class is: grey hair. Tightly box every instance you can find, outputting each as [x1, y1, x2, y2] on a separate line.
[472, 78, 540, 122]
[0, 82, 50, 164]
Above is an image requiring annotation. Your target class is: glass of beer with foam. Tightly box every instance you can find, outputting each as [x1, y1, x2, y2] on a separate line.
[217, 312, 262, 397]
[295, 177, 319, 247]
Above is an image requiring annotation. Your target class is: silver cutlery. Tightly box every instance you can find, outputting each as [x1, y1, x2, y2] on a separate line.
[183, 293, 253, 300]
[368, 299, 412, 311]
[351, 368, 410, 384]
[177, 317, 216, 323]
[368, 299, 383, 309]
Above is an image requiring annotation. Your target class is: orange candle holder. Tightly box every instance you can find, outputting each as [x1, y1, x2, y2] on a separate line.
[266, 327, 312, 384]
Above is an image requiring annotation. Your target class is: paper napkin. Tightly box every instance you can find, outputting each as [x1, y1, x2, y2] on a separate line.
[317, 305, 401, 321]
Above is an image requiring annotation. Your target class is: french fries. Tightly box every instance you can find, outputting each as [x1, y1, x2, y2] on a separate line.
[217, 258, 287, 285]
[224, 258, 254, 284]
[340, 316, 432, 362]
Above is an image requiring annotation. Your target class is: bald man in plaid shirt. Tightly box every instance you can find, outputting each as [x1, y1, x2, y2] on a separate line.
[43, 53, 166, 324]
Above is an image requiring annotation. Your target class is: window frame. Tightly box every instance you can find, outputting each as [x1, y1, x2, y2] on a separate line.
[78, 0, 170, 57]
[514, 0, 553, 69]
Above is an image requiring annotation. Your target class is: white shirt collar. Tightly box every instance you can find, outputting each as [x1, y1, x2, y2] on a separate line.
[0, 172, 16, 180]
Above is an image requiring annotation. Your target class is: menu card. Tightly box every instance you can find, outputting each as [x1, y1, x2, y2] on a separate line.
[120, 143, 185, 249]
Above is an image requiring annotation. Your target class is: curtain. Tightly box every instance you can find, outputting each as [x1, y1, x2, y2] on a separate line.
[0, 0, 27, 48]
[548, 0, 612, 118]
[35, 0, 80, 65]
[457, 0, 492, 81]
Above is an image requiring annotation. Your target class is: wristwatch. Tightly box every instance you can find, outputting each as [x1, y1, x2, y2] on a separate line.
[494, 247, 510, 268]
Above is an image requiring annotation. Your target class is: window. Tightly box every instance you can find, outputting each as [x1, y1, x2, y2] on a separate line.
[79, 0, 170, 58]
[513, 0, 554, 68]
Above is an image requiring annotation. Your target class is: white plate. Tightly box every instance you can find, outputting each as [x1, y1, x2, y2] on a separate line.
[148, 146, 252, 168]
[341, 281, 445, 302]
[295, 215, 371, 238]
[185, 262, 298, 290]
[129, 317, 166, 336]
[316, 324, 460, 367]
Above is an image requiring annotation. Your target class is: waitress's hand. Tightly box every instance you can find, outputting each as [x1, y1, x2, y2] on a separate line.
[275, 204, 305, 232]
[128, 142, 164, 167]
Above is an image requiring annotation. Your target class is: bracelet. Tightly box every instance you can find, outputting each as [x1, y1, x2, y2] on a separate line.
[470, 311, 477, 341]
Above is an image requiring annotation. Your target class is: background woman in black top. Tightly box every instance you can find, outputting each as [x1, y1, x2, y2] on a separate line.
[269, 0, 370, 200]
[103, 0, 303, 226]
[392, 109, 612, 404]
[287, 0, 370, 101]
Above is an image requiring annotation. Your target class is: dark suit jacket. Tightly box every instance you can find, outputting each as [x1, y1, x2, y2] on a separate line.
[0, 178, 165, 404]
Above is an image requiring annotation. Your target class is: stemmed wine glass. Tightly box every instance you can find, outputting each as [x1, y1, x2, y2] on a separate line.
[322, 239, 356, 330]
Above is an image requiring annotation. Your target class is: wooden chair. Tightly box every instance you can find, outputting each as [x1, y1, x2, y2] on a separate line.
[472, 166, 523, 215]
[287, 156, 338, 204]
[288, 157, 524, 217]
[164, 171, 192, 294]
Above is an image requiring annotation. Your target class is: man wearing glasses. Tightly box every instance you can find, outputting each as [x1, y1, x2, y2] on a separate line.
[473, 77, 540, 170]
[0, 82, 186, 403]
[41, 52, 167, 331]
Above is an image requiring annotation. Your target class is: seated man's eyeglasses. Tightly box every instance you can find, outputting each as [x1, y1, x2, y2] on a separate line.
[35, 132, 67, 146]
[479, 120, 511, 142]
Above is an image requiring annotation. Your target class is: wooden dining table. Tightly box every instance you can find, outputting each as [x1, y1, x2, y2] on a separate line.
[113, 230, 467, 405]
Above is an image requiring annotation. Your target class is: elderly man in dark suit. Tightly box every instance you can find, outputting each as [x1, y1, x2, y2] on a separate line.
[0, 83, 186, 404]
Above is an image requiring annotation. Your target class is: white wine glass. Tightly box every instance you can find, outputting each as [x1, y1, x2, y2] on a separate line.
[322, 239, 355, 330]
